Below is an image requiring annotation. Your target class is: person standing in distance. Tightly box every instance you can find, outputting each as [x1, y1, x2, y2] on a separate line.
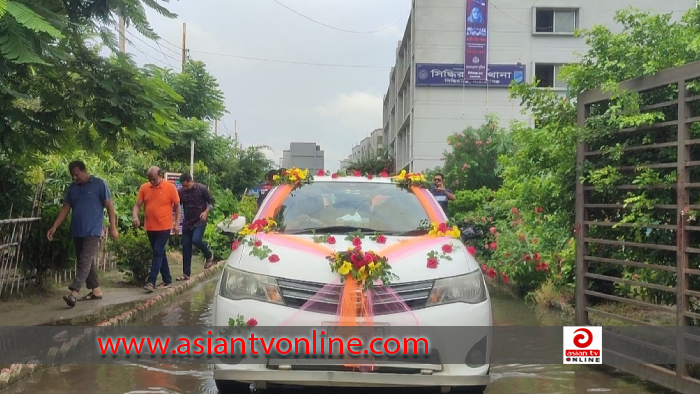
[430, 173, 456, 216]
[257, 169, 278, 212]
[177, 173, 215, 281]
[47, 160, 118, 308]
[132, 166, 181, 292]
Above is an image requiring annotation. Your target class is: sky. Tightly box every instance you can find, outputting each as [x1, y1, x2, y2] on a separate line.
[124, 0, 411, 172]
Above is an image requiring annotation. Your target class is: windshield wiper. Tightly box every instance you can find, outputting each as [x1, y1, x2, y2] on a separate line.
[391, 229, 429, 236]
[283, 225, 384, 235]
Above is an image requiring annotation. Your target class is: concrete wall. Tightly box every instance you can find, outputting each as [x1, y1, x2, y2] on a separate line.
[383, 0, 695, 172]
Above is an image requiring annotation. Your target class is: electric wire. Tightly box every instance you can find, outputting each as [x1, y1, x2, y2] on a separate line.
[271, 0, 410, 34]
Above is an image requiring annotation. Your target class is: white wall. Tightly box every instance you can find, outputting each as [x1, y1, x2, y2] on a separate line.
[385, 0, 695, 172]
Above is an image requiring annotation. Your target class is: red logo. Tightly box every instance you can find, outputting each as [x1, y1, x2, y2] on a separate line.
[573, 328, 593, 348]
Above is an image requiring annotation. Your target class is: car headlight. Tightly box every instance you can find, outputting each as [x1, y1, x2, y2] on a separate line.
[426, 270, 487, 306]
[219, 266, 284, 305]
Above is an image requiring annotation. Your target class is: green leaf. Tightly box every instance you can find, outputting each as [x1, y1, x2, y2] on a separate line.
[100, 116, 122, 126]
[6, 2, 63, 39]
[0, 0, 7, 17]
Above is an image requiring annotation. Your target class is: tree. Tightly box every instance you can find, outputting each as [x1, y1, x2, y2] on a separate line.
[347, 148, 394, 174]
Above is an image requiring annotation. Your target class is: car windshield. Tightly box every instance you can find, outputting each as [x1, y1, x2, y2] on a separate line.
[270, 182, 430, 235]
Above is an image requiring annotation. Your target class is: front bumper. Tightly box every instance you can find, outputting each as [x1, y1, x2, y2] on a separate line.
[212, 297, 492, 388]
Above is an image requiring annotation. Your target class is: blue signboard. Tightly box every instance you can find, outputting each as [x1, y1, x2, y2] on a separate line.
[415, 63, 525, 87]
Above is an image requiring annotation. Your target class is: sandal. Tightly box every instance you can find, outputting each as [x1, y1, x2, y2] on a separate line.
[62, 294, 77, 308]
[204, 259, 215, 269]
[78, 292, 103, 301]
[176, 275, 190, 281]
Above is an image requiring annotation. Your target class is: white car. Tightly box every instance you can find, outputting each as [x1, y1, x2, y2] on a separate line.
[213, 175, 492, 393]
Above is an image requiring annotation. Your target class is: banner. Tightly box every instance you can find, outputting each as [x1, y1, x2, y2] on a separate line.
[1, 325, 699, 365]
[415, 63, 525, 87]
[164, 172, 184, 234]
[465, 0, 489, 80]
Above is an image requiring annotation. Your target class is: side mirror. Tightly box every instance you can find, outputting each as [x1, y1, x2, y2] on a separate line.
[459, 224, 484, 241]
[217, 216, 247, 234]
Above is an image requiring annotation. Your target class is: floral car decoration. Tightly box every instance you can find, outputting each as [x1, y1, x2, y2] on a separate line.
[221, 314, 258, 336]
[327, 241, 397, 290]
[391, 169, 431, 190]
[234, 218, 280, 261]
[273, 167, 313, 189]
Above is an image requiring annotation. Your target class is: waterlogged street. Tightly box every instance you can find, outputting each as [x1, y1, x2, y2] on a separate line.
[4, 282, 674, 394]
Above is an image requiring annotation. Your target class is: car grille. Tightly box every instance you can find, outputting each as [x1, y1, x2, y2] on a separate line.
[276, 278, 433, 315]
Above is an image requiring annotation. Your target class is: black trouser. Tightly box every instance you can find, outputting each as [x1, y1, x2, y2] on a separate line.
[181, 224, 212, 277]
[68, 236, 101, 292]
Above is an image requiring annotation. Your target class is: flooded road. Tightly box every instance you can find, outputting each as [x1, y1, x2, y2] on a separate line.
[4, 282, 674, 394]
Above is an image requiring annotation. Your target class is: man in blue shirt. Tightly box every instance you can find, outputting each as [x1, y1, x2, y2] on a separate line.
[47, 161, 118, 308]
[430, 173, 456, 215]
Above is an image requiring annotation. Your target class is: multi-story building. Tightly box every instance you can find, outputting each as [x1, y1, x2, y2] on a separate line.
[382, 0, 694, 172]
[344, 128, 385, 166]
[280, 142, 325, 172]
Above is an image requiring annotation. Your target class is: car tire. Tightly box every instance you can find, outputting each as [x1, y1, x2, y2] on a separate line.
[450, 385, 487, 394]
[215, 380, 253, 393]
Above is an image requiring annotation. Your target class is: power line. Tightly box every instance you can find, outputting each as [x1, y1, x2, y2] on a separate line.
[126, 30, 181, 64]
[271, 0, 410, 34]
[187, 49, 391, 68]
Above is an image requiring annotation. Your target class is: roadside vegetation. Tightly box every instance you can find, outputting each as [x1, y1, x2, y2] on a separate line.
[0, 0, 273, 294]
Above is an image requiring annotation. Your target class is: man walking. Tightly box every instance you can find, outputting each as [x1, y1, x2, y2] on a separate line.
[176, 173, 215, 281]
[132, 166, 181, 292]
[47, 160, 118, 308]
[430, 173, 456, 216]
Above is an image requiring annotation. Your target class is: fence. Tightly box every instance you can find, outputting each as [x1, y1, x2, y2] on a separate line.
[575, 61, 700, 393]
[0, 218, 115, 298]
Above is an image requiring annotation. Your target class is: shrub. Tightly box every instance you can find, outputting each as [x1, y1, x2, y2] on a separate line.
[237, 196, 257, 221]
[23, 204, 76, 286]
[108, 228, 153, 283]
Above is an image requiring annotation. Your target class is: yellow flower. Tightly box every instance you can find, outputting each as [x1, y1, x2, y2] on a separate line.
[368, 262, 381, 274]
[394, 169, 407, 180]
[272, 174, 280, 181]
[338, 261, 352, 275]
[358, 266, 368, 280]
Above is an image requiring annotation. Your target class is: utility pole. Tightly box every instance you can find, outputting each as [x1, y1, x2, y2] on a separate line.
[234, 120, 238, 144]
[182, 22, 194, 177]
[214, 119, 218, 136]
[118, 16, 126, 53]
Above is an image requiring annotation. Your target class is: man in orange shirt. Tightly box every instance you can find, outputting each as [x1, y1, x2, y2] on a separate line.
[132, 166, 182, 292]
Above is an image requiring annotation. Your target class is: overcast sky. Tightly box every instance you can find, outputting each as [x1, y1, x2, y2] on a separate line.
[124, 0, 411, 171]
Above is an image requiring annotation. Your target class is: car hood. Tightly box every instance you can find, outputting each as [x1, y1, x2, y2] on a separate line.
[227, 233, 480, 284]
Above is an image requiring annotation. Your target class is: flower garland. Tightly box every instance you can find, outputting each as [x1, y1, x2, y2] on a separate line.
[326, 237, 397, 290]
[234, 218, 280, 262]
[391, 169, 431, 190]
[274, 167, 313, 188]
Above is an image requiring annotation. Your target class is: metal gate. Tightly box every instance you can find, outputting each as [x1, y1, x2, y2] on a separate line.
[575, 61, 700, 393]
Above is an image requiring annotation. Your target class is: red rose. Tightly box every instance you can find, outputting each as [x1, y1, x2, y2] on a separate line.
[376, 235, 387, 244]
[467, 246, 476, 256]
[354, 245, 362, 251]
[317, 170, 325, 176]
[501, 273, 510, 284]
[254, 240, 262, 247]
[533, 252, 541, 261]
[331, 173, 339, 179]
[486, 268, 497, 279]
[426, 258, 439, 269]
[268, 254, 280, 263]
[246, 318, 258, 327]
[535, 206, 543, 214]
[232, 214, 239, 220]
[327, 236, 336, 244]
[353, 170, 361, 176]
[363, 253, 374, 264]
[511, 207, 519, 214]
[489, 227, 496, 234]
[480, 264, 488, 271]
[441, 244, 453, 253]
[352, 237, 362, 247]
[380, 171, 388, 177]
[231, 241, 241, 250]
[490, 242, 497, 251]
[437, 223, 448, 232]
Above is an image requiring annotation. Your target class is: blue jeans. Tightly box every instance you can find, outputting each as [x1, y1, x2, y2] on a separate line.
[182, 224, 213, 277]
[147, 230, 172, 285]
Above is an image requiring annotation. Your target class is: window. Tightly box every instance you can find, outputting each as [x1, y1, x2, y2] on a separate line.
[272, 182, 430, 233]
[534, 9, 578, 34]
[534, 64, 567, 89]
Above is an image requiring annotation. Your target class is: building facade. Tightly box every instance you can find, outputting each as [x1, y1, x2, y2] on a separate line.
[382, 0, 694, 173]
[341, 128, 385, 169]
[280, 142, 325, 172]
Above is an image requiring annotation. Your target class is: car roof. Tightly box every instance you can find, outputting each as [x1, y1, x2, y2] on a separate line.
[312, 175, 394, 184]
